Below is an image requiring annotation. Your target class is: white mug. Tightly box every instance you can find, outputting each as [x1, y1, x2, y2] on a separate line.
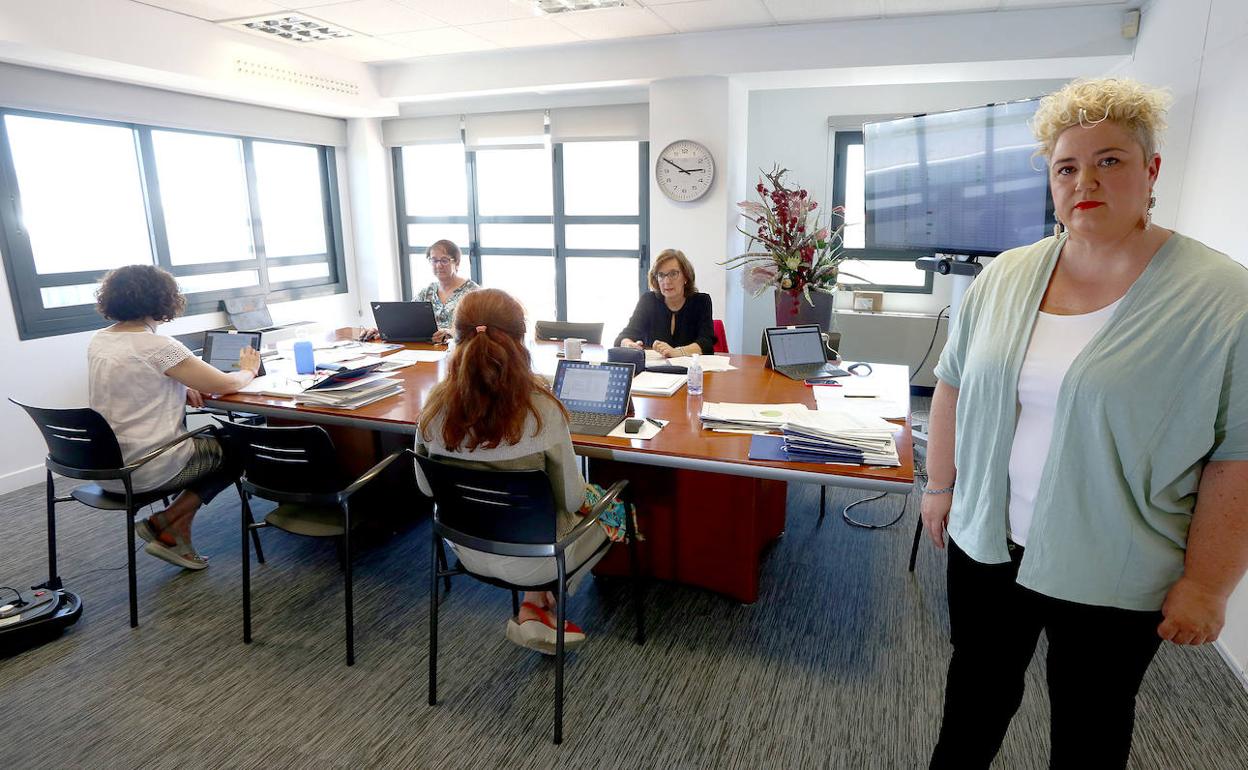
[564, 338, 585, 360]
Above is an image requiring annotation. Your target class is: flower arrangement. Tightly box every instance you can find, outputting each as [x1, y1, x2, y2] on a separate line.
[723, 165, 855, 310]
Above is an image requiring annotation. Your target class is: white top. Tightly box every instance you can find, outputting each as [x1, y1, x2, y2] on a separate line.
[87, 329, 194, 493]
[1007, 299, 1120, 545]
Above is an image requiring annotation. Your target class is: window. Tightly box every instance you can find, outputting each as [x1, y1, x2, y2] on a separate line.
[831, 131, 931, 294]
[0, 110, 347, 339]
[395, 139, 648, 341]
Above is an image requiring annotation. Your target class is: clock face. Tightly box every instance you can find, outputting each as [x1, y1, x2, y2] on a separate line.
[655, 140, 714, 202]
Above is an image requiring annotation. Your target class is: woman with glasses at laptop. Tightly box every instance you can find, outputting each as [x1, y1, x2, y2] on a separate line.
[360, 240, 478, 343]
[921, 78, 1248, 769]
[88, 265, 261, 570]
[616, 248, 715, 357]
[415, 288, 634, 654]
[416, 239, 479, 343]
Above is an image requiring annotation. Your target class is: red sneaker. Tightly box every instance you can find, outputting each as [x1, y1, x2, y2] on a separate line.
[505, 601, 586, 655]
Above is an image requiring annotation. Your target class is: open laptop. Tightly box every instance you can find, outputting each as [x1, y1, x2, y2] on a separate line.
[371, 301, 438, 342]
[201, 330, 266, 376]
[764, 325, 848, 381]
[552, 360, 634, 436]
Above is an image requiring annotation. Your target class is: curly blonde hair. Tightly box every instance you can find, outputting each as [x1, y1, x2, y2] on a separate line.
[1032, 78, 1173, 161]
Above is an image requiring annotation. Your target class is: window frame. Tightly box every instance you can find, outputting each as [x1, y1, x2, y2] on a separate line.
[831, 130, 933, 295]
[0, 108, 347, 340]
[393, 139, 650, 319]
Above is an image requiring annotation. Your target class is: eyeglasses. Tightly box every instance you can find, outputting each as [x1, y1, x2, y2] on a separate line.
[655, 270, 683, 281]
[428, 257, 455, 266]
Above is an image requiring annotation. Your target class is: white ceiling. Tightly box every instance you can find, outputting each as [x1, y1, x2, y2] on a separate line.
[133, 0, 1131, 62]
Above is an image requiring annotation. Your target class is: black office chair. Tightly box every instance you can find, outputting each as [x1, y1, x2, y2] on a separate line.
[416, 454, 643, 744]
[533, 320, 605, 345]
[220, 421, 412, 666]
[10, 400, 252, 628]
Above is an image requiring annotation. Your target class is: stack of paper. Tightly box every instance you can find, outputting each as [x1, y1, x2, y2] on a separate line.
[631, 371, 686, 396]
[780, 411, 900, 466]
[699, 402, 812, 434]
[294, 374, 404, 410]
[667, 354, 736, 371]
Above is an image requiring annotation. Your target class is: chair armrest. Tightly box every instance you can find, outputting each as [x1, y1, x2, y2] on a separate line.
[338, 448, 414, 504]
[553, 479, 629, 553]
[123, 425, 214, 472]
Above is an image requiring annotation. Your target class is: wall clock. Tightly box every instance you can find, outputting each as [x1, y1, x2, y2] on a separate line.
[655, 139, 715, 202]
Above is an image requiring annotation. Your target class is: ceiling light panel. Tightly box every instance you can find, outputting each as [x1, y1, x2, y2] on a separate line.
[522, 1, 633, 14]
[227, 13, 353, 43]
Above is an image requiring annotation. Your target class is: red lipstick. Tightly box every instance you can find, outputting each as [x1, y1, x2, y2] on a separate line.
[1074, 201, 1104, 210]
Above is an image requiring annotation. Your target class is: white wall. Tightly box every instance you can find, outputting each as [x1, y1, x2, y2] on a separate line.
[1125, 0, 1248, 682]
[346, 118, 401, 320]
[648, 77, 748, 342]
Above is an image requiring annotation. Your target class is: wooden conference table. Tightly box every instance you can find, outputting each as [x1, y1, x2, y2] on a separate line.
[207, 331, 914, 603]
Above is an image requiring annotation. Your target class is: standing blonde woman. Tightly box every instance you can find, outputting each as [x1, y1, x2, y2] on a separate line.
[922, 79, 1248, 768]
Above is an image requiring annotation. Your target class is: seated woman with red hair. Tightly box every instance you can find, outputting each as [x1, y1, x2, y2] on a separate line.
[414, 288, 629, 653]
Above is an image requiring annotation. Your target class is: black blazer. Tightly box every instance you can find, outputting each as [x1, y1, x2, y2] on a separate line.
[615, 291, 715, 355]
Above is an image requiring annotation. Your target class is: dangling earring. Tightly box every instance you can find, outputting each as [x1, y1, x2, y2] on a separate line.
[1053, 220, 1065, 238]
[1144, 194, 1156, 231]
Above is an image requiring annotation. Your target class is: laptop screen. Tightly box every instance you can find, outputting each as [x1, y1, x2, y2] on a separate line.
[553, 361, 632, 415]
[766, 326, 827, 367]
[203, 331, 261, 372]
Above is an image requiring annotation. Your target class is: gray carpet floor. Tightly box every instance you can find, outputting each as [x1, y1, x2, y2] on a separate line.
[2, 453, 1247, 768]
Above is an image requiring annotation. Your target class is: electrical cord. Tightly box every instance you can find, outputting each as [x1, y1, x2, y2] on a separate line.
[1, 586, 25, 606]
[841, 428, 930, 530]
[910, 305, 951, 383]
[61, 543, 143, 583]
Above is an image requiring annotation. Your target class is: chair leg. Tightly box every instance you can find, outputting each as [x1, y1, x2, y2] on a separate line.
[436, 538, 451, 595]
[818, 485, 827, 524]
[343, 509, 355, 666]
[908, 516, 924, 573]
[553, 554, 567, 745]
[511, 589, 520, 618]
[241, 488, 252, 644]
[44, 470, 61, 590]
[428, 533, 440, 706]
[125, 505, 139, 628]
[245, 500, 265, 564]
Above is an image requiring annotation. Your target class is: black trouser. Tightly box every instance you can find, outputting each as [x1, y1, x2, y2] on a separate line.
[930, 538, 1164, 770]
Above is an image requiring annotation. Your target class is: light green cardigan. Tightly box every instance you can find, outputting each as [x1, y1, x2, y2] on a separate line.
[935, 232, 1248, 610]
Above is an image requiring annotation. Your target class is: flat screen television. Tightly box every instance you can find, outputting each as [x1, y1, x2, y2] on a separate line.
[863, 98, 1055, 257]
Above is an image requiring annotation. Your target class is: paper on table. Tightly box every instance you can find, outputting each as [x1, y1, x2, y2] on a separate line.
[631, 371, 686, 396]
[667, 354, 735, 371]
[812, 387, 906, 420]
[388, 349, 447, 364]
[237, 374, 308, 398]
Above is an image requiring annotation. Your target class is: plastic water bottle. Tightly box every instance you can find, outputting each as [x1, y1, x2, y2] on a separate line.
[687, 353, 704, 396]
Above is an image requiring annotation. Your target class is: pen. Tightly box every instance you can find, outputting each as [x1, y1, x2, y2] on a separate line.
[646, 417, 665, 430]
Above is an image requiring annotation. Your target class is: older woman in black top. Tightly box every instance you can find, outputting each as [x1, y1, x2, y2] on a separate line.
[616, 248, 715, 357]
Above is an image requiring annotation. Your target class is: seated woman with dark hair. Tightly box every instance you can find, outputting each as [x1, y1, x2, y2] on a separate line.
[88, 265, 260, 570]
[616, 248, 715, 357]
[415, 288, 633, 654]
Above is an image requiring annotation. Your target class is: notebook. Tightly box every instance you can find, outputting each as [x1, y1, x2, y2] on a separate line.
[371, 301, 438, 342]
[552, 360, 634, 436]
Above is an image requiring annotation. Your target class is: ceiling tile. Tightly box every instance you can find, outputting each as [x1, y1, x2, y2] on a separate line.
[144, 0, 286, 21]
[392, 0, 538, 26]
[462, 16, 585, 47]
[550, 7, 676, 40]
[306, 0, 445, 36]
[380, 26, 502, 56]
[649, 0, 774, 33]
[883, 0, 997, 15]
[312, 32, 410, 60]
[761, 0, 883, 23]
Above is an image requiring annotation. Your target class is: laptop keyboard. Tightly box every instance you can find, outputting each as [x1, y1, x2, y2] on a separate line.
[569, 411, 623, 429]
[780, 364, 836, 378]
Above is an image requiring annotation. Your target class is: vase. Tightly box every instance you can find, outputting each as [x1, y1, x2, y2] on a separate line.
[774, 287, 836, 332]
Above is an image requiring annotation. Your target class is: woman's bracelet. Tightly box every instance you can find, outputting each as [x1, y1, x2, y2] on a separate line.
[923, 485, 955, 496]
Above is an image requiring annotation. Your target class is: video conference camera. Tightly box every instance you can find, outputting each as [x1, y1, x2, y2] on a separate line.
[914, 256, 983, 277]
